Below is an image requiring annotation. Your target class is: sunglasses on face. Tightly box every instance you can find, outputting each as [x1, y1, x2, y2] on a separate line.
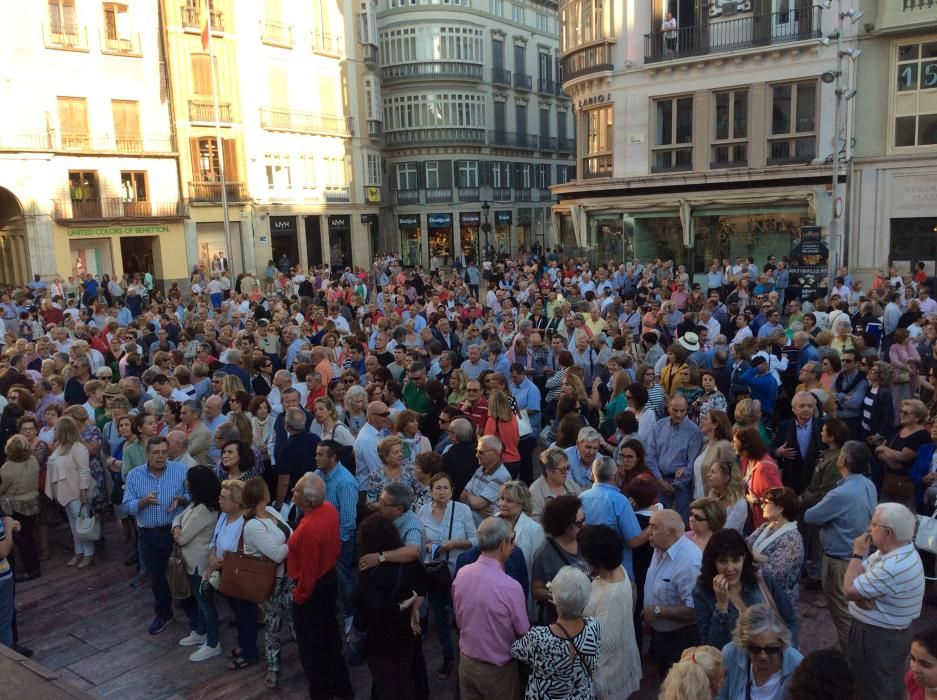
[746, 643, 783, 656]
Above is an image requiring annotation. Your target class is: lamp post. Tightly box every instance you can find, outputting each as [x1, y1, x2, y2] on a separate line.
[481, 200, 491, 263]
[820, 3, 862, 294]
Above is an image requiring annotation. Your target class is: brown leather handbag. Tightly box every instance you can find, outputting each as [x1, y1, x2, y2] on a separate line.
[219, 532, 277, 604]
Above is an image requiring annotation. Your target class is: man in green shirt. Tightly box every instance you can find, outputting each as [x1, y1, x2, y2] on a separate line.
[402, 361, 431, 414]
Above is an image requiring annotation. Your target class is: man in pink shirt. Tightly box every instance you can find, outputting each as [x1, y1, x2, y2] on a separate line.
[452, 517, 529, 700]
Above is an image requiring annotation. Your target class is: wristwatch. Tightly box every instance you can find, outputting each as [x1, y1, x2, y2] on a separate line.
[379, 551, 386, 563]
[654, 605, 662, 617]
[851, 553, 864, 560]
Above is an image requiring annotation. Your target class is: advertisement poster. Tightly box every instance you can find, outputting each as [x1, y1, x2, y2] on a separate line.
[789, 225, 829, 300]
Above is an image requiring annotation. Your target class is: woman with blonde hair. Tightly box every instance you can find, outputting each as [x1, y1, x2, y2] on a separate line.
[447, 368, 468, 405]
[708, 458, 748, 532]
[44, 416, 94, 568]
[222, 375, 247, 405]
[692, 410, 735, 499]
[484, 391, 522, 478]
[733, 397, 770, 447]
[313, 397, 355, 446]
[604, 370, 632, 421]
[0, 435, 41, 580]
[660, 645, 724, 700]
[342, 385, 368, 437]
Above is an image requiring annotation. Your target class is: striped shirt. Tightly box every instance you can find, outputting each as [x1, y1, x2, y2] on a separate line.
[849, 543, 924, 629]
[316, 464, 358, 543]
[122, 461, 189, 528]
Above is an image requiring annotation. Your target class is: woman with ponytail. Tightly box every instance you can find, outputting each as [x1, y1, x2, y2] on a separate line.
[659, 645, 724, 700]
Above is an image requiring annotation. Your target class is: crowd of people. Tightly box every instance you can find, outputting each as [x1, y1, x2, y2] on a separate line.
[0, 249, 936, 699]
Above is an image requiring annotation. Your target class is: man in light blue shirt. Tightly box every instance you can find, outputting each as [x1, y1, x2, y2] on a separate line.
[509, 364, 542, 435]
[804, 440, 877, 654]
[645, 396, 703, 522]
[353, 401, 391, 491]
[580, 456, 645, 579]
[315, 439, 359, 619]
[564, 427, 602, 488]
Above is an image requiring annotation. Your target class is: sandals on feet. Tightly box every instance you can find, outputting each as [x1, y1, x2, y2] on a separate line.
[229, 656, 257, 671]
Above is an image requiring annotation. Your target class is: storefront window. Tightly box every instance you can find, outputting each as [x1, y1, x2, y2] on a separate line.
[495, 211, 512, 255]
[891, 218, 937, 267]
[327, 215, 352, 270]
[459, 212, 480, 263]
[398, 215, 421, 267]
[590, 215, 633, 266]
[517, 208, 532, 258]
[428, 213, 453, 264]
[693, 211, 807, 276]
[633, 214, 683, 264]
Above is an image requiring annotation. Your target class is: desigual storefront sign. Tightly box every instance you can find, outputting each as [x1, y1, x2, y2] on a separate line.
[68, 224, 170, 237]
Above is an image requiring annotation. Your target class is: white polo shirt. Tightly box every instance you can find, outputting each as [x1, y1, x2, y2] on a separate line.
[849, 543, 924, 630]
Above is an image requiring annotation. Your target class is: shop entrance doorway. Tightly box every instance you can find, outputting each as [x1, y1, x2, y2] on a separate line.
[120, 236, 155, 277]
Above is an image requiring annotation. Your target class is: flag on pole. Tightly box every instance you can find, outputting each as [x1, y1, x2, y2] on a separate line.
[200, 2, 210, 50]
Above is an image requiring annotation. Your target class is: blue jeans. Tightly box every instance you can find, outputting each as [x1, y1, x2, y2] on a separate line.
[335, 537, 356, 617]
[0, 578, 13, 648]
[226, 595, 258, 661]
[139, 526, 173, 620]
[184, 572, 219, 647]
[427, 588, 454, 659]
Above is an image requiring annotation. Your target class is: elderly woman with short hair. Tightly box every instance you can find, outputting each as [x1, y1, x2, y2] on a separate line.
[366, 435, 418, 512]
[717, 605, 803, 700]
[498, 481, 545, 589]
[876, 398, 931, 510]
[511, 565, 601, 699]
[529, 448, 582, 522]
[0, 435, 41, 580]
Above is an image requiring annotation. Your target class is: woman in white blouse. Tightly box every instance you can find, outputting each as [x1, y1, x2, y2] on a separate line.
[241, 477, 292, 689]
[311, 397, 355, 446]
[417, 472, 476, 678]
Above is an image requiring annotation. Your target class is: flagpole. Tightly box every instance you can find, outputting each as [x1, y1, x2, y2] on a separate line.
[204, 1, 234, 275]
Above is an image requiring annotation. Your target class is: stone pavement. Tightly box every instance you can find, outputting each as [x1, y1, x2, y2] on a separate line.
[13, 517, 937, 699]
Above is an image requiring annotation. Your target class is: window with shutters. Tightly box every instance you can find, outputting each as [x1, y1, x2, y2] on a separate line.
[120, 172, 148, 214]
[191, 137, 237, 182]
[518, 163, 531, 188]
[582, 104, 612, 177]
[537, 164, 549, 188]
[102, 3, 136, 54]
[456, 160, 478, 187]
[491, 162, 510, 188]
[396, 162, 418, 190]
[366, 153, 381, 186]
[48, 0, 81, 47]
[323, 157, 347, 188]
[191, 54, 214, 96]
[112, 100, 141, 152]
[512, 4, 525, 23]
[268, 67, 289, 108]
[58, 96, 89, 150]
[424, 161, 440, 188]
[265, 152, 292, 190]
[68, 171, 100, 217]
[299, 154, 317, 189]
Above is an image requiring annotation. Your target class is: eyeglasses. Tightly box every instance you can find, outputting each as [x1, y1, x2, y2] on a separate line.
[573, 518, 585, 527]
[689, 513, 708, 522]
[746, 643, 783, 656]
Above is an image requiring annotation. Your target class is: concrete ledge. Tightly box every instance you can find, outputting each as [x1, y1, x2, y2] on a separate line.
[0, 644, 95, 699]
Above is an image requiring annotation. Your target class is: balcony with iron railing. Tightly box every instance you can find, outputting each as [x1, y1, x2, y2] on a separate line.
[384, 127, 486, 148]
[644, 7, 822, 63]
[492, 67, 512, 85]
[767, 136, 816, 165]
[539, 135, 557, 151]
[324, 187, 351, 202]
[492, 187, 512, 201]
[101, 32, 142, 57]
[382, 61, 483, 84]
[362, 43, 379, 64]
[189, 182, 247, 203]
[43, 23, 88, 51]
[537, 188, 554, 201]
[561, 42, 613, 82]
[259, 108, 352, 137]
[515, 188, 532, 201]
[538, 77, 556, 94]
[558, 137, 576, 152]
[582, 154, 614, 178]
[395, 189, 420, 205]
[261, 20, 295, 48]
[425, 188, 453, 203]
[312, 31, 343, 57]
[457, 187, 479, 202]
[189, 100, 233, 123]
[513, 72, 533, 90]
[181, 5, 224, 32]
[367, 120, 383, 138]
[54, 198, 185, 221]
[878, 0, 937, 33]
[489, 131, 539, 149]
[0, 131, 174, 154]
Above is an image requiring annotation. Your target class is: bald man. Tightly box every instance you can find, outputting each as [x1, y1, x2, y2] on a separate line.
[166, 430, 197, 468]
[643, 508, 702, 679]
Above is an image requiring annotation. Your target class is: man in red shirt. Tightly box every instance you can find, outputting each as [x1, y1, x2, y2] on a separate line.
[287, 473, 352, 700]
[459, 379, 489, 434]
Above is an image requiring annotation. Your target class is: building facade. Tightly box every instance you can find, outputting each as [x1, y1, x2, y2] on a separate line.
[554, 0, 852, 287]
[376, 0, 575, 269]
[0, 0, 185, 287]
[849, 0, 937, 281]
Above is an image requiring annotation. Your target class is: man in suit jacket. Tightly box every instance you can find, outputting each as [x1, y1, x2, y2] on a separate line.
[443, 417, 481, 501]
[432, 317, 462, 362]
[771, 391, 823, 495]
[180, 400, 212, 465]
[0, 354, 33, 395]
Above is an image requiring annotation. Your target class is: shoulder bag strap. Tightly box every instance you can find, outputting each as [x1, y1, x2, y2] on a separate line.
[552, 619, 593, 678]
[756, 570, 777, 613]
[547, 537, 575, 566]
[443, 503, 456, 561]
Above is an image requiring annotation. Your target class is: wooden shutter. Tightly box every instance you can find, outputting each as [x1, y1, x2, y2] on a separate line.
[438, 160, 452, 188]
[191, 53, 212, 96]
[58, 96, 88, 135]
[190, 137, 204, 181]
[112, 100, 140, 140]
[222, 139, 238, 180]
[268, 67, 288, 108]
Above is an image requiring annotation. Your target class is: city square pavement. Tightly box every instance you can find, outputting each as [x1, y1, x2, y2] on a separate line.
[14, 517, 937, 699]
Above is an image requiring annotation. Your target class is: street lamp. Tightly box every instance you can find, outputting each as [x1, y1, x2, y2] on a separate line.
[481, 200, 491, 262]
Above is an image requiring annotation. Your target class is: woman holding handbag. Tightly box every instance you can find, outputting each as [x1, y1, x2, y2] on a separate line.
[44, 416, 94, 568]
[417, 472, 476, 679]
[241, 477, 292, 689]
[202, 480, 256, 670]
[172, 466, 221, 663]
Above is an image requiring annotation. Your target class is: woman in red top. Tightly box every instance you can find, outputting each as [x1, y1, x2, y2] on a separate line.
[906, 627, 937, 700]
[483, 391, 521, 478]
[733, 426, 782, 529]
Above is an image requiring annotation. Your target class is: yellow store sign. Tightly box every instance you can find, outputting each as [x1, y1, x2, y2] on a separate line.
[68, 225, 171, 237]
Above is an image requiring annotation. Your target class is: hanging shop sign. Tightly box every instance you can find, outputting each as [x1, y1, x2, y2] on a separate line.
[789, 225, 829, 300]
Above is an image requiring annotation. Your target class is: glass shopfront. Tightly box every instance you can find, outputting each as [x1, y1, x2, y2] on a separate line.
[517, 208, 532, 257]
[398, 215, 422, 267]
[428, 213, 453, 264]
[692, 209, 811, 276]
[270, 215, 299, 269]
[459, 212, 480, 263]
[632, 214, 683, 263]
[327, 215, 352, 270]
[590, 214, 634, 265]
